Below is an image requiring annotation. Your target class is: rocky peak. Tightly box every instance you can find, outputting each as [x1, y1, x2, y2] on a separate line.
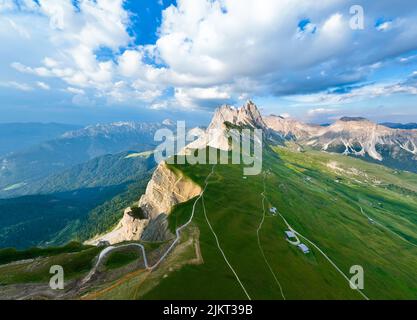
[208, 101, 266, 130]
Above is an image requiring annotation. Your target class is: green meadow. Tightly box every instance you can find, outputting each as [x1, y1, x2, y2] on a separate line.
[143, 146, 417, 300]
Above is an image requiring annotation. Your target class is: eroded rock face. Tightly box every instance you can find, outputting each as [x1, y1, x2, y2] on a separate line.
[264, 115, 417, 164]
[139, 161, 202, 220]
[85, 207, 149, 245]
[140, 214, 172, 242]
[308, 119, 417, 162]
[86, 162, 202, 245]
[183, 101, 267, 153]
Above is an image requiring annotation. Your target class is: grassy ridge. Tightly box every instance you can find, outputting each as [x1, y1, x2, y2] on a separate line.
[143, 146, 417, 299]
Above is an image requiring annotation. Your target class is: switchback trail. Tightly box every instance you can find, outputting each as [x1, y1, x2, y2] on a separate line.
[83, 165, 216, 284]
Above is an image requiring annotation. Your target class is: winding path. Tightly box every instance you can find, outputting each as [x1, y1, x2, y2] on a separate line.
[83, 165, 216, 284]
[201, 194, 252, 300]
[359, 206, 417, 249]
[275, 209, 370, 300]
[257, 173, 286, 300]
[262, 168, 369, 300]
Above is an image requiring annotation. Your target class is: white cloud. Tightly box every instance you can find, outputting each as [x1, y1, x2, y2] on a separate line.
[66, 87, 85, 95]
[290, 80, 417, 107]
[376, 21, 393, 31]
[0, 81, 33, 91]
[307, 108, 336, 116]
[36, 81, 50, 90]
[175, 87, 233, 108]
[3, 0, 417, 110]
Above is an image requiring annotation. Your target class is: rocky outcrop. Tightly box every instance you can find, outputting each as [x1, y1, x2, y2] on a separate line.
[85, 207, 149, 245]
[139, 161, 202, 220]
[183, 100, 266, 152]
[87, 161, 202, 245]
[140, 214, 172, 242]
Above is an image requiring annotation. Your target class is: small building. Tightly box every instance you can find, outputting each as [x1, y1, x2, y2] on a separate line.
[269, 207, 277, 214]
[297, 243, 310, 254]
[285, 230, 296, 239]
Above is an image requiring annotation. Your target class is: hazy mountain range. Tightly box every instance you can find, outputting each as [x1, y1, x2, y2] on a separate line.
[0, 121, 173, 196]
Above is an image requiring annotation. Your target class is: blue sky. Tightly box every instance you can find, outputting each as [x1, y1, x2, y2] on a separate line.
[1, 0, 417, 125]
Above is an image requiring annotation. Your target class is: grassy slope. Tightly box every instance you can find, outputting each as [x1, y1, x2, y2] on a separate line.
[2, 146, 417, 299]
[104, 250, 141, 270]
[0, 245, 101, 285]
[142, 146, 417, 300]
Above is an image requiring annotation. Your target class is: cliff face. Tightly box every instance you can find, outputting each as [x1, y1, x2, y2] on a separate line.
[183, 100, 266, 153]
[263, 115, 417, 164]
[87, 161, 202, 245]
[139, 161, 202, 220]
[85, 207, 149, 245]
[308, 119, 417, 162]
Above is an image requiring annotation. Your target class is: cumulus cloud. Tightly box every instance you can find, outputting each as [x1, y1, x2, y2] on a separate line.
[290, 76, 417, 107]
[2, 0, 417, 110]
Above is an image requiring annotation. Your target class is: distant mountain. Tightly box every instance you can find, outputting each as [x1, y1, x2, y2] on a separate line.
[264, 115, 417, 173]
[0, 123, 80, 156]
[381, 122, 417, 130]
[0, 151, 156, 248]
[0, 151, 156, 198]
[0, 121, 172, 191]
[264, 115, 322, 140]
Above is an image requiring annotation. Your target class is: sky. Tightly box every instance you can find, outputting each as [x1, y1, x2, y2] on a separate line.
[1, 0, 417, 125]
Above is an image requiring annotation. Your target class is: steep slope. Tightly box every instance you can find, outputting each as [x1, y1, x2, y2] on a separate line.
[0, 151, 155, 248]
[90, 161, 201, 244]
[185, 101, 267, 152]
[84, 146, 417, 300]
[88, 101, 265, 245]
[0, 151, 155, 198]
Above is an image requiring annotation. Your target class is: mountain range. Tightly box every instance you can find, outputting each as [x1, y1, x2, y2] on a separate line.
[0, 103, 417, 300]
[0, 123, 81, 157]
[265, 114, 417, 173]
[0, 121, 173, 196]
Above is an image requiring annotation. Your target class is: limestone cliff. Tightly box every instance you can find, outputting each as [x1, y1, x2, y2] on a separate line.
[87, 161, 202, 245]
[85, 207, 149, 245]
[139, 161, 202, 220]
[183, 100, 266, 152]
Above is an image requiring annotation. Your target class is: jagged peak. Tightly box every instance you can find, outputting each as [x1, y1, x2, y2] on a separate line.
[209, 100, 265, 129]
